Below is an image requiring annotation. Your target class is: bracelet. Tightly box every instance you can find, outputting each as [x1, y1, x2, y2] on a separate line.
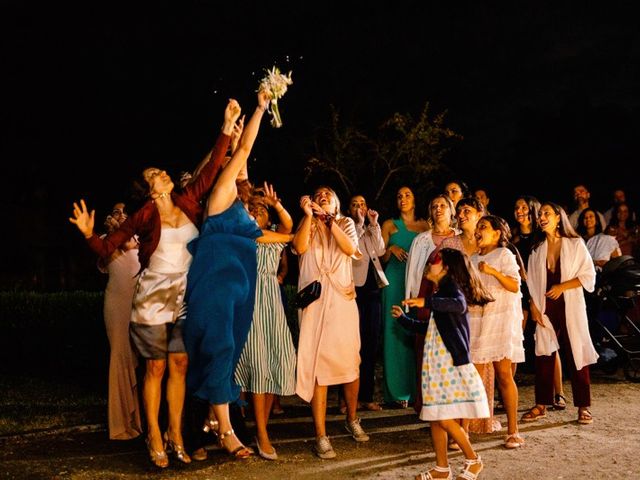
[257, 104, 268, 112]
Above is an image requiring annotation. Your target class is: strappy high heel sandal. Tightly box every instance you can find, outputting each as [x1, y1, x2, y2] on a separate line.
[456, 454, 483, 480]
[145, 436, 169, 469]
[203, 418, 220, 437]
[163, 432, 191, 464]
[218, 428, 254, 459]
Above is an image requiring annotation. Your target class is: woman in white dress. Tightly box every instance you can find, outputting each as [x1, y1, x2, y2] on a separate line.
[471, 215, 526, 449]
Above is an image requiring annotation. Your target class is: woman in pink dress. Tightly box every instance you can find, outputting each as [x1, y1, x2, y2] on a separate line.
[292, 186, 369, 459]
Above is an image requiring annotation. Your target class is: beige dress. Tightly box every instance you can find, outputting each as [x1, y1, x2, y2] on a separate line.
[102, 246, 142, 440]
[295, 217, 361, 403]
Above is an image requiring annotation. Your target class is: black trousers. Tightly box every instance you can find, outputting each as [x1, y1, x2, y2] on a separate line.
[356, 286, 382, 402]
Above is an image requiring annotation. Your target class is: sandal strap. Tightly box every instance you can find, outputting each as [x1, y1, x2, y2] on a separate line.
[457, 455, 483, 480]
[418, 467, 452, 480]
[203, 418, 219, 433]
[463, 454, 482, 466]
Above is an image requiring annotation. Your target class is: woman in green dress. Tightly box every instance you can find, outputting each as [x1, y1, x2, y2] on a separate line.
[380, 186, 429, 406]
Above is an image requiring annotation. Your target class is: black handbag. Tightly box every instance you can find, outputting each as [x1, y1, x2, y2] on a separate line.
[294, 280, 322, 309]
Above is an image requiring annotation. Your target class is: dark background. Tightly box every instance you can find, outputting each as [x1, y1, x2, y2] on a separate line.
[2, 2, 639, 291]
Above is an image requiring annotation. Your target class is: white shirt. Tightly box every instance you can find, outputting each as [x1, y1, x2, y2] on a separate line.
[352, 222, 388, 287]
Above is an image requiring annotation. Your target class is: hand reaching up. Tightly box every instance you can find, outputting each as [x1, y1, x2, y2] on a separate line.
[262, 182, 281, 207]
[225, 98, 241, 124]
[69, 199, 95, 239]
[258, 90, 271, 111]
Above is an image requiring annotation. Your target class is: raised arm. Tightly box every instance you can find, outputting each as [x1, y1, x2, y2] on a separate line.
[186, 99, 241, 200]
[262, 182, 293, 233]
[69, 199, 137, 259]
[292, 195, 315, 255]
[206, 91, 270, 215]
[256, 230, 295, 244]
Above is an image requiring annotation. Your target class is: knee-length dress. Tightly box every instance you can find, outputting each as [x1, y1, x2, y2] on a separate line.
[295, 217, 361, 403]
[184, 200, 262, 405]
[470, 248, 525, 364]
[420, 317, 489, 421]
[235, 242, 296, 395]
[381, 219, 417, 402]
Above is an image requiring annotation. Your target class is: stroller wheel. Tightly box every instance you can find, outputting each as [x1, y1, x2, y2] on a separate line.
[624, 357, 640, 383]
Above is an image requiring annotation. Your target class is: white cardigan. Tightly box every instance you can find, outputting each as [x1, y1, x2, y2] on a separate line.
[404, 231, 437, 299]
[526, 237, 599, 370]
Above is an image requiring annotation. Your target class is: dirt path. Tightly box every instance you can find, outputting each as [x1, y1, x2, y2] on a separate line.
[1, 371, 638, 479]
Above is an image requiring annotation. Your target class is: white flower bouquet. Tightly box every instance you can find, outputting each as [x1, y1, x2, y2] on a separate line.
[258, 66, 293, 128]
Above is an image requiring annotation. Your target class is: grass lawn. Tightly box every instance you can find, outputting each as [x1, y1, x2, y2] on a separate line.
[0, 374, 106, 436]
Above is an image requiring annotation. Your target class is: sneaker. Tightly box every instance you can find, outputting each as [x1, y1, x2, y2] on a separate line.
[345, 417, 370, 442]
[315, 435, 337, 459]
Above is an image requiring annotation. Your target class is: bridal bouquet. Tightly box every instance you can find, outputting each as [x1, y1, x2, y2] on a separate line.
[258, 66, 293, 128]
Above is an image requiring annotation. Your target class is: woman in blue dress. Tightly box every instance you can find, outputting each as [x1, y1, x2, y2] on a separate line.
[184, 90, 293, 460]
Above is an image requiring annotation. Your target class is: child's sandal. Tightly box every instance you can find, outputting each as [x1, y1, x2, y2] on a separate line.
[456, 455, 483, 480]
[416, 464, 452, 480]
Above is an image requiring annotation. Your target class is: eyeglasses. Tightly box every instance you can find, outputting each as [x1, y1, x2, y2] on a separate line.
[111, 209, 125, 217]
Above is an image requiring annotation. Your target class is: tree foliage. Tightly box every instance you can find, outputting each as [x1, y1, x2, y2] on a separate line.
[304, 101, 463, 205]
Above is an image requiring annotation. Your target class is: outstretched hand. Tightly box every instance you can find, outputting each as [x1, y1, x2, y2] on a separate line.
[390, 305, 404, 318]
[402, 297, 425, 308]
[69, 199, 95, 238]
[258, 90, 271, 110]
[225, 99, 242, 125]
[262, 182, 281, 207]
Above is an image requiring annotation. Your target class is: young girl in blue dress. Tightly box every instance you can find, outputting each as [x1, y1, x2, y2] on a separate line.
[392, 248, 493, 480]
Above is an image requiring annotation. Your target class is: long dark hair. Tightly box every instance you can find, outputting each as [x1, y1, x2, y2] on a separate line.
[512, 195, 541, 239]
[439, 248, 494, 306]
[576, 207, 603, 237]
[531, 201, 580, 251]
[480, 215, 527, 280]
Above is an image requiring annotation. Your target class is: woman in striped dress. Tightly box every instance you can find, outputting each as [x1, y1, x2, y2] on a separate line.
[235, 183, 297, 460]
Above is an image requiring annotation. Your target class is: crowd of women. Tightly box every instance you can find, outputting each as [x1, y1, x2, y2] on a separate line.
[69, 86, 639, 478]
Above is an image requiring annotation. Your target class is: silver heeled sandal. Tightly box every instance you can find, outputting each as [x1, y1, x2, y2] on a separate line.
[163, 432, 191, 464]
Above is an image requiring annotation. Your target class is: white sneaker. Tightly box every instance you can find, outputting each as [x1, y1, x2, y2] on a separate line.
[315, 435, 337, 459]
[345, 417, 370, 442]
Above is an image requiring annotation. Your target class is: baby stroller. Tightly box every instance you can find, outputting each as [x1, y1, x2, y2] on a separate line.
[591, 255, 640, 382]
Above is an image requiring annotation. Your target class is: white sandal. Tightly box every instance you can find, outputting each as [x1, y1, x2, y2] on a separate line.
[416, 465, 452, 480]
[456, 454, 483, 480]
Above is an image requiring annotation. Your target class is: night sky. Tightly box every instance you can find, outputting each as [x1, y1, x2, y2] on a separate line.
[2, 2, 639, 290]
